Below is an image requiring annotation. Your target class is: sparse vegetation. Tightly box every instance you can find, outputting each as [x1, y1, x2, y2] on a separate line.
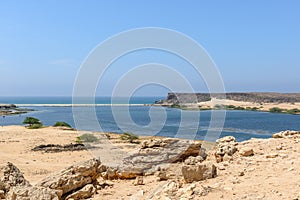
[269, 107, 284, 113]
[53, 121, 72, 128]
[27, 123, 43, 129]
[213, 104, 225, 110]
[120, 132, 139, 144]
[23, 117, 43, 129]
[226, 105, 236, 109]
[76, 133, 98, 143]
[286, 108, 300, 115]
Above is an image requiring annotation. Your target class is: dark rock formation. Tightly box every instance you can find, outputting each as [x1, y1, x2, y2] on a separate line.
[32, 143, 88, 153]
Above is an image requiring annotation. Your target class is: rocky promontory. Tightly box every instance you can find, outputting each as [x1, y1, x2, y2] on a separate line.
[155, 92, 300, 114]
[0, 104, 33, 116]
[156, 92, 300, 105]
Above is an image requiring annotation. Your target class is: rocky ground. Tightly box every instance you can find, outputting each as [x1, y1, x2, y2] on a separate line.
[0, 126, 299, 199]
[0, 104, 33, 116]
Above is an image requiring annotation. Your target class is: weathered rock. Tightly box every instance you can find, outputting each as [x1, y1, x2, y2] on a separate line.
[65, 184, 96, 200]
[148, 181, 181, 200]
[1, 162, 30, 192]
[155, 168, 168, 181]
[133, 176, 144, 186]
[182, 162, 217, 183]
[108, 138, 202, 179]
[37, 158, 102, 196]
[32, 143, 87, 153]
[141, 139, 167, 148]
[101, 167, 117, 180]
[177, 183, 196, 198]
[239, 148, 254, 157]
[6, 186, 62, 200]
[222, 154, 233, 162]
[0, 190, 5, 199]
[215, 136, 238, 163]
[184, 156, 205, 165]
[266, 153, 279, 158]
[216, 136, 236, 144]
[273, 130, 300, 139]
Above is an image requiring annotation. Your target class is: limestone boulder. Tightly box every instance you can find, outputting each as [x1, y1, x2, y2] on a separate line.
[182, 162, 217, 183]
[239, 147, 254, 157]
[65, 184, 96, 200]
[6, 186, 61, 200]
[104, 138, 202, 179]
[37, 158, 102, 195]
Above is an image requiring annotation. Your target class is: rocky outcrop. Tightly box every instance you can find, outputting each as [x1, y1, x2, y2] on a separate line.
[32, 143, 87, 153]
[272, 130, 300, 139]
[239, 147, 254, 157]
[102, 138, 203, 180]
[0, 104, 17, 109]
[0, 162, 30, 192]
[2, 159, 105, 200]
[37, 158, 103, 196]
[215, 136, 238, 163]
[7, 186, 62, 200]
[182, 162, 217, 183]
[65, 184, 96, 200]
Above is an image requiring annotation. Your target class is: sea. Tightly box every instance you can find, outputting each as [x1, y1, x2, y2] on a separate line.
[1, 96, 300, 142]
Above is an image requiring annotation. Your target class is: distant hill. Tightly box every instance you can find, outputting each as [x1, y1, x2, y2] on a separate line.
[156, 92, 300, 104]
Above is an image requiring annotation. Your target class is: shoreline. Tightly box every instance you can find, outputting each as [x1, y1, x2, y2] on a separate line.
[17, 104, 151, 107]
[156, 98, 300, 115]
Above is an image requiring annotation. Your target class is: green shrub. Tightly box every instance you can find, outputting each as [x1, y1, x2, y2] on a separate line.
[27, 123, 43, 129]
[120, 132, 139, 143]
[76, 133, 98, 143]
[53, 121, 72, 128]
[251, 107, 259, 111]
[226, 105, 236, 110]
[286, 108, 300, 115]
[269, 107, 283, 113]
[23, 117, 41, 125]
[213, 104, 225, 110]
[23, 117, 43, 129]
[170, 104, 181, 108]
[235, 106, 245, 110]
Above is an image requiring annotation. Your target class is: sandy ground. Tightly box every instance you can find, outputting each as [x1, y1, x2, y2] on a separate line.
[0, 126, 299, 199]
[194, 98, 300, 112]
[0, 126, 93, 184]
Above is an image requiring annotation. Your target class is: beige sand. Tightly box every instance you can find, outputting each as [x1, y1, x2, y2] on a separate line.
[196, 98, 300, 112]
[0, 126, 299, 199]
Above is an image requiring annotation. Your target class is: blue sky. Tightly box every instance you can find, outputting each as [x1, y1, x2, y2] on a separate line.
[0, 0, 299, 96]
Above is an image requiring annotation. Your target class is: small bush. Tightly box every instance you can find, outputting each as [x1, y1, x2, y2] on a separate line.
[27, 123, 43, 129]
[120, 132, 139, 143]
[23, 117, 41, 125]
[76, 133, 98, 143]
[269, 107, 283, 113]
[170, 104, 181, 108]
[286, 108, 300, 115]
[226, 105, 236, 110]
[53, 121, 72, 128]
[23, 117, 43, 129]
[235, 106, 245, 110]
[213, 104, 225, 110]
